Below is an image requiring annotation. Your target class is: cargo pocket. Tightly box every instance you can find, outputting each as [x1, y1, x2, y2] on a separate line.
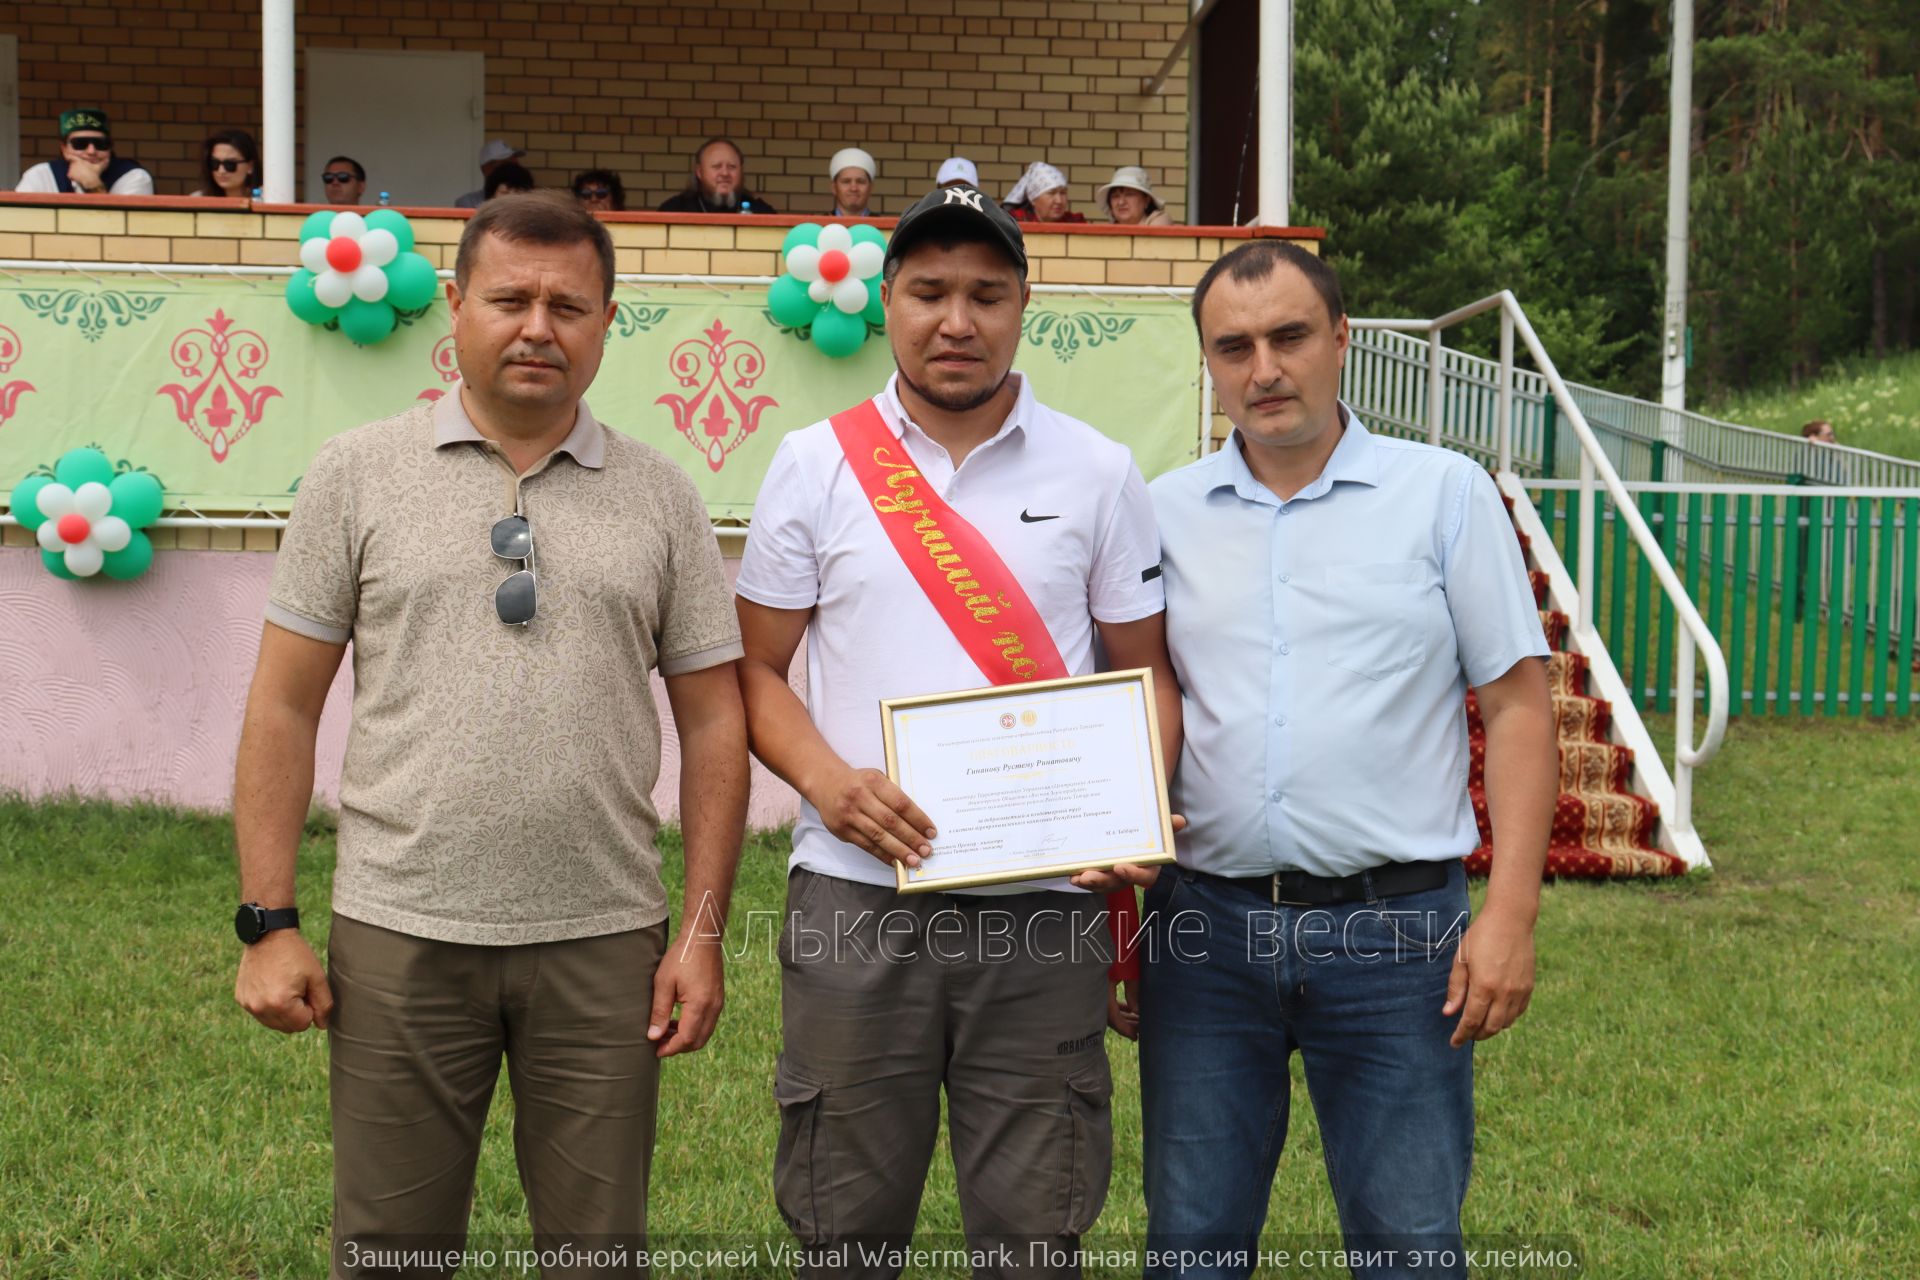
[773, 1058, 830, 1243]
[1061, 1063, 1115, 1236]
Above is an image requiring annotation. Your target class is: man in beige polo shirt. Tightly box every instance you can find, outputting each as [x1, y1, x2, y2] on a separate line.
[231, 191, 749, 1277]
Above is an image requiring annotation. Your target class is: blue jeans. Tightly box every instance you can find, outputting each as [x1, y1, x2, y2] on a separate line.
[1138, 863, 1475, 1280]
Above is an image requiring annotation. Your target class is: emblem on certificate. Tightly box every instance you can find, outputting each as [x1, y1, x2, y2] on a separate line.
[880, 668, 1177, 893]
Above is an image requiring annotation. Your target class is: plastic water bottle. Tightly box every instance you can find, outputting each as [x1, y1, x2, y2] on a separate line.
[251, 187, 261, 199]
[379, 191, 391, 206]
[740, 199, 752, 214]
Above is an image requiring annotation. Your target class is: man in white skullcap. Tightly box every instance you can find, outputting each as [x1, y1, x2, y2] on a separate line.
[936, 155, 978, 189]
[1003, 161, 1083, 224]
[828, 147, 877, 217]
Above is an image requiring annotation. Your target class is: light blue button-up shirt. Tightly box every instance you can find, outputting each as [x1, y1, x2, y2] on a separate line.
[1149, 409, 1549, 878]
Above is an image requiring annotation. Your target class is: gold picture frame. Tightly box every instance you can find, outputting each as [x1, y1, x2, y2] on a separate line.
[880, 667, 1177, 893]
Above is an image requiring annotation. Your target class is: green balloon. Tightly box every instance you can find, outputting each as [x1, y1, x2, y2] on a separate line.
[768, 275, 820, 329]
[862, 278, 886, 327]
[364, 208, 415, 253]
[286, 269, 334, 326]
[102, 531, 154, 581]
[9, 475, 52, 531]
[109, 472, 165, 529]
[850, 223, 887, 250]
[41, 548, 78, 581]
[55, 447, 115, 490]
[384, 252, 439, 311]
[299, 210, 337, 243]
[781, 223, 822, 257]
[811, 306, 868, 359]
[339, 298, 397, 345]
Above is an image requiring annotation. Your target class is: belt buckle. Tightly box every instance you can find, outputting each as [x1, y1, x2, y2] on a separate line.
[1272, 874, 1313, 908]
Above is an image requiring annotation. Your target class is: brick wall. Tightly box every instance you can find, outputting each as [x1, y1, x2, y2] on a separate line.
[5, 0, 1197, 222]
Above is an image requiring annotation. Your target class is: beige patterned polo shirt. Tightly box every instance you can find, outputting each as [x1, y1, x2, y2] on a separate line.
[266, 387, 743, 945]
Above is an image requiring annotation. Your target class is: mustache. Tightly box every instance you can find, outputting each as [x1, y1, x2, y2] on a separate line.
[504, 347, 568, 369]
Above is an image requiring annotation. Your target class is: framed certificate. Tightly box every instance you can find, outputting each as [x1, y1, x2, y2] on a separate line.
[880, 668, 1176, 894]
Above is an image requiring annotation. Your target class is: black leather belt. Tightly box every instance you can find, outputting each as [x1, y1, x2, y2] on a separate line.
[1195, 860, 1450, 907]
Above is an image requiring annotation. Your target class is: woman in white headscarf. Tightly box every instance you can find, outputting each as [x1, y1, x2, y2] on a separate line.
[1002, 161, 1085, 223]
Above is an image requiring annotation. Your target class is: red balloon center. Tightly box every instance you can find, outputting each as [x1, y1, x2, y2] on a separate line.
[56, 513, 91, 545]
[817, 248, 850, 283]
[325, 236, 363, 273]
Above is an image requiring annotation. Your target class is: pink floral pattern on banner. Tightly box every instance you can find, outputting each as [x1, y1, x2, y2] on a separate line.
[416, 333, 459, 403]
[654, 319, 777, 473]
[157, 309, 282, 463]
[0, 325, 34, 429]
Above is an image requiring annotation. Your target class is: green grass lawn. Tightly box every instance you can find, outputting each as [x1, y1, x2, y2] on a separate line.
[4, 716, 1919, 1278]
[1705, 350, 1920, 463]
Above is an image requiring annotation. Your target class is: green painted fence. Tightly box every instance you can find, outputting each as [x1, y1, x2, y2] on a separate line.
[1526, 482, 1919, 717]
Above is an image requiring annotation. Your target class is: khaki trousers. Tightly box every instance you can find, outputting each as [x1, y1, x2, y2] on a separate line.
[773, 869, 1116, 1280]
[326, 914, 667, 1279]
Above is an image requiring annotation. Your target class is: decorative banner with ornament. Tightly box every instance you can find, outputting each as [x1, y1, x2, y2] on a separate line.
[0, 276, 1200, 520]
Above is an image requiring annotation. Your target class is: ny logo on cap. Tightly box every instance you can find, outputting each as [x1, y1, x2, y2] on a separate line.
[942, 187, 986, 212]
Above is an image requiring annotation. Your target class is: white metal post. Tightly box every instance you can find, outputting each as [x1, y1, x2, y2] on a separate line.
[1426, 329, 1443, 446]
[1576, 447, 1597, 633]
[1256, 0, 1292, 226]
[262, 0, 295, 203]
[1674, 632, 1696, 833]
[1659, 0, 1693, 417]
[1497, 305, 1515, 474]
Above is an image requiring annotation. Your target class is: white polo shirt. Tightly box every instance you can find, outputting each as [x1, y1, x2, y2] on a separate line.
[736, 371, 1166, 891]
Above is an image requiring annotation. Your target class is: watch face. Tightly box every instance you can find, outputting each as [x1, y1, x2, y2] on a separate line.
[235, 903, 265, 944]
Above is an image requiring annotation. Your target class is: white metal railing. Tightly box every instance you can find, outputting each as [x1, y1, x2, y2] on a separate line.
[1354, 293, 1730, 851]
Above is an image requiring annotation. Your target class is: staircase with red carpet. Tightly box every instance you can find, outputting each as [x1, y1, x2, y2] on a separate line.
[1462, 491, 1688, 879]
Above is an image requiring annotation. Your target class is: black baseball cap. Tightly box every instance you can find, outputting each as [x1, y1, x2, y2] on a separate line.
[884, 185, 1026, 274]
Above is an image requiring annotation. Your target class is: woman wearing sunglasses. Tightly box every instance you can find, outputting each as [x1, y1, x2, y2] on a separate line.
[193, 129, 262, 198]
[14, 107, 154, 196]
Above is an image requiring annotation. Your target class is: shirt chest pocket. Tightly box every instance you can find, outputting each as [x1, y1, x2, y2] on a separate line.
[1321, 560, 1440, 681]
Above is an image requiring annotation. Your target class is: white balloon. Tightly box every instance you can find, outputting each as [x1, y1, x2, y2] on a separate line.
[849, 241, 884, 280]
[65, 542, 104, 578]
[314, 270, 353, 308]
[37, 520, 64, 553]
[74, 481, 113, 521]
[35, 482, 75, 520]
[808, 277, 832, 305]
[330, 211, 368, 240]
[832, 277, 869, 315]
[817, 222, 853, 253]
[358, 228, 399, 268]
[350, 264, 390, 303]
[91, 515, 132, 553]
[299, 237, 331, 274]
[787, 244, 822, 282]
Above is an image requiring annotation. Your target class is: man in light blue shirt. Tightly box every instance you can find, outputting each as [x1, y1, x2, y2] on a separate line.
[1139, 242, 1559, 1280]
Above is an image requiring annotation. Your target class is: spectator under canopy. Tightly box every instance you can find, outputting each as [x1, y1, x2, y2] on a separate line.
[193, 129, 261, 198]
[572, 169, 625, 213]
[15, 108, 154, 196]
[1096, 166, 1173, 226]
[828, 147, 877, 216]
[1003, 162, 1084, 224]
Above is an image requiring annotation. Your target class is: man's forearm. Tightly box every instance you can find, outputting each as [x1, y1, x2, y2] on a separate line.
[1479, 704, 1556, 922]
[675, 709, 749, 940]
[739, 657, 851, 802]
[232, 702, 323, 907]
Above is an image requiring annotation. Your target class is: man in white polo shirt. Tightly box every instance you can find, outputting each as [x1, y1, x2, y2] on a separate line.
[735, 185, 1180, 1277]
[1139, 241, 1558, 1279]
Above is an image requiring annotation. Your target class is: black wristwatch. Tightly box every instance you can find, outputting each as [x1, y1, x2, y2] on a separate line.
[235, 902, 301, 944]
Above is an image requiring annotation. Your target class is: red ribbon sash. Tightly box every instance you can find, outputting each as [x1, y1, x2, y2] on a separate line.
[830, 396, 1141, 980]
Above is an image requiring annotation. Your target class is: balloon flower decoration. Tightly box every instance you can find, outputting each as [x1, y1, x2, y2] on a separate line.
[10, 448, 164, 581]
[285, 209, 440, 346]
[766, 223, 886, 358]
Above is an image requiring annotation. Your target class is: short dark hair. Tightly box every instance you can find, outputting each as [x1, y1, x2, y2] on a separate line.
[201, 129, 261, 194]
[1190, 240, 1344, 338]
[571, 168, 626, 211]
[324, 155, 365, 182]
[456, 190, 616, 304]
[882, 222, 1028, 288]
[483, 161, 535, 201]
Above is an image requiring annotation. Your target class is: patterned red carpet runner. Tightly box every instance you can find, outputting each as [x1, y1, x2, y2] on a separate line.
[1462, 516, 1685, 879]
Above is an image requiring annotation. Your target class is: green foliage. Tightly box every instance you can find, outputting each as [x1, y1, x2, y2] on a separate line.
[1293, 0, 1920, 399]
